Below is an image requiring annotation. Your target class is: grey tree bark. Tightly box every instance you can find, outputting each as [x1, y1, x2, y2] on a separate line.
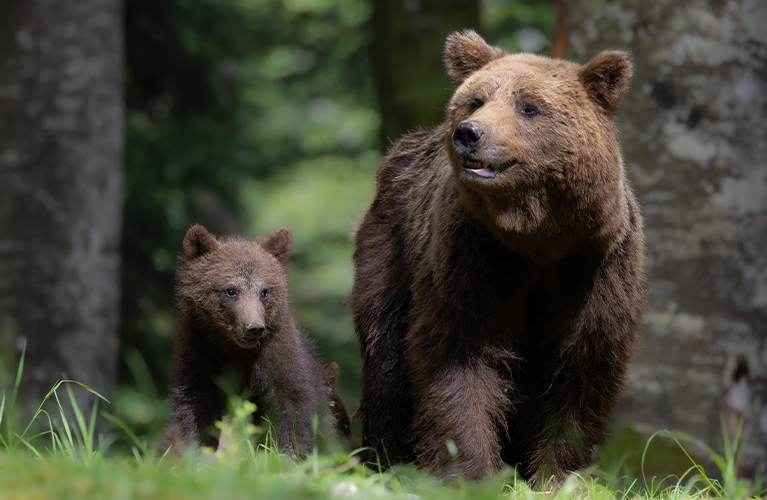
[0, 1, 123, 409]
[568, 0, 767, 474]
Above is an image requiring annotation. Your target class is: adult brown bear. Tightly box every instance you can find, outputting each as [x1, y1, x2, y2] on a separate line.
[351, 30, 646, 484]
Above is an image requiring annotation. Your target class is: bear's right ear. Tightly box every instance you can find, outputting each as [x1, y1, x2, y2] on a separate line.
[183, 224, 220, 260]
[263, 227, 292, 266]
[444, 30, 507, 86]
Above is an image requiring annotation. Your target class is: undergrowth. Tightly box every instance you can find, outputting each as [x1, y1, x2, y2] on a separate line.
[1, 348, 764, 500]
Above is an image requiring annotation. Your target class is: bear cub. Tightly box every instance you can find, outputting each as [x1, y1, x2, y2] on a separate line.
[158, 224, 352, 458]
[352, 30, 646, 484]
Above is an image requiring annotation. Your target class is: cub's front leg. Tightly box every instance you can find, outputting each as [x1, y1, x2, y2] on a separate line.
[255, 356, 320, 459]
[167, 381, 227, 450]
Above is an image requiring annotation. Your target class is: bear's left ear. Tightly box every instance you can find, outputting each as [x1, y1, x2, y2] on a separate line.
[444, 30, 507, 86]
[263, 227, 292, 265]
[183, 224, 220, 261]
[577, 50, 633, 112]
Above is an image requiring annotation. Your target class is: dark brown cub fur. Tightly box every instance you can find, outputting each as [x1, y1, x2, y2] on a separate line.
[157, 225, 347, 458]
[351, 30, 646, 484]
[325, 362, 359, 451]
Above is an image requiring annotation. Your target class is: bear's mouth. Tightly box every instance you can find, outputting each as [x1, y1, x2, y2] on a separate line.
[459, 156, 518, 179]
[460, 158, 496, 178]
[234, 332, 263, 349]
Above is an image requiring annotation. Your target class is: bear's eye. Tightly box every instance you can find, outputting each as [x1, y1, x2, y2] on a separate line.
[517, 102, 540, 117]
[224, 286, 238, 298]
[469, 96, 484, 112]
[260, 288, 269, 300]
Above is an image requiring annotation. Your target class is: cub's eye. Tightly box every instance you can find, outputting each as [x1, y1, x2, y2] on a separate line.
[260, 288, 269, 300]
[517, 102, 540, 117]
[224, 287, 238, 298]
[469, 96, 484, 112]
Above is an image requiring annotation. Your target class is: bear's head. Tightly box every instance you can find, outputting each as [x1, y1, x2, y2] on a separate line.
[176, 224, 293, 350]
[442, 30, 633, 258]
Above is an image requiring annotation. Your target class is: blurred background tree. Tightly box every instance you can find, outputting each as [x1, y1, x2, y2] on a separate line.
[370, 0, 480, 143]
[568, 0, 767, 477]
[0, 0, 123, 412]
[118, 0, 555, 438]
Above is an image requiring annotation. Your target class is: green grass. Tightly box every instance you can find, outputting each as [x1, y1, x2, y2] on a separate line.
[1, 349, 765, 500]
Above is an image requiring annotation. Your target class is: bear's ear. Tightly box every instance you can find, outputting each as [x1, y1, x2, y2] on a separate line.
[263, 227, 292, 265]
[444, 30, 507, 86]
[183, 224, 220, 260]
[325, 361, 340, 385]
[577, 50, 633, 112]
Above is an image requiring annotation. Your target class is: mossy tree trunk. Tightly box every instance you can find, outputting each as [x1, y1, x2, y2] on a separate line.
[370, 0, 480, 146]
[568, 0, 767, 474]
[0, 0, 123, 409]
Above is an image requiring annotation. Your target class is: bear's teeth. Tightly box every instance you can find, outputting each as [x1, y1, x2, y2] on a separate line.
[463, 159, 490, 170]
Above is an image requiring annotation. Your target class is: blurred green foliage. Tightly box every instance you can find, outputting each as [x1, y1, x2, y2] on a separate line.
[483, 0, 555, 52]
[120, 0, 557, 438]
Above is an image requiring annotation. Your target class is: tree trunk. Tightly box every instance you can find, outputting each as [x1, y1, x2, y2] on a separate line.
[370, 0, 480, 146]
[568, 0, 767, 475]
[0, 0, 123, 409]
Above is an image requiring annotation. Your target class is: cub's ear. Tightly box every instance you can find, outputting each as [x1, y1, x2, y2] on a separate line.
[263, 227, 292, 265]
[183, 224, 220, 260]
[325, 361, 340, 386]
[578, 50, 633, 112]
[444, 30, 507, 86]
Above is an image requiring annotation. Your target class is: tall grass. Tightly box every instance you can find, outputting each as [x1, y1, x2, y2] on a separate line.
[1, 348, 765, 499]
[0, 346, 110, 463]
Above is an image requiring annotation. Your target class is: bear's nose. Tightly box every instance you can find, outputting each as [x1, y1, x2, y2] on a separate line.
[246, 322, 265, 335]
[453, 121, 484, 151]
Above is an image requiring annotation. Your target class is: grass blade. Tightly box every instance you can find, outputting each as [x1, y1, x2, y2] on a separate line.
[1, 343, 26, 449]
[59, 379, 110, 405]
[9, 342, 25, 421]
[20, 379, 66, 439]
[15, 433, 43, 459]
[88, 398, 98, 448]
[65, 383, 92, 457]
[124, 347, 159, 402]
[100, 410, 147, 455]
[53, 388, 76, 452]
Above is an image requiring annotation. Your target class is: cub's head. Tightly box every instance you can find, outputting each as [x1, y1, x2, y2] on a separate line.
[176, 224, 293, 350]
[443, 30, 632, 254]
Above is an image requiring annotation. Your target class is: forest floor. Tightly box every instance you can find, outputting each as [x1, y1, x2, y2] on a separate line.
[0, 358, 763, 500]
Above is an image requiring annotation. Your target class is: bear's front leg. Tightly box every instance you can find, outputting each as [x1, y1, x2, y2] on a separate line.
[255, 356, 319, 460]
[270, 404, 313, 460]
[516, 327, 636, 484]
[408, 354, 510, 481]
[168, 382, 227, 450]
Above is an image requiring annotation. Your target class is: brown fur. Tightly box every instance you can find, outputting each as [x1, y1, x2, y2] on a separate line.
[351, 31, 645, 484]
[157, 225, 347, 459]
[325, 362, 360, 451]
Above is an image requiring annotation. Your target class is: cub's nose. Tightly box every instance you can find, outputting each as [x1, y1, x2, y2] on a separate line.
[246, 322, 265, 336]
[452, 121, 484, 151]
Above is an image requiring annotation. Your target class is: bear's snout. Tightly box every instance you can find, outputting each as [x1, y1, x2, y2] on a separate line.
[233, 321, 266, 349]
[452, 121, 485, 153]
[230, 300, 267, 348]
[246, 321, 265, 337]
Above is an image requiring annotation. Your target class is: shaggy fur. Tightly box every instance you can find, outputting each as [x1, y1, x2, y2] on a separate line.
[325, 362, 360, 451]
[351, 30, 646, 484]
[157, 225, 353, 458]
